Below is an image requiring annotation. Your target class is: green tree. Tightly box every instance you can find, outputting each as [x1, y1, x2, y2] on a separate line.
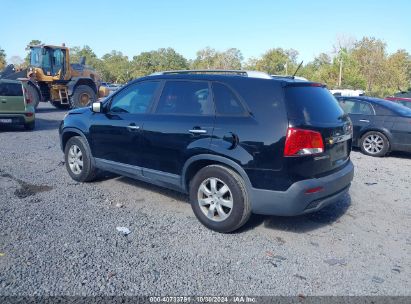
[191, 47, 217, 69]
[100, 51, 131, 83]
[247, 48, 299, 75]
[70, 45, 97, 64]
[191, 47, 243, 69]
[385, 50, 410, 93]
[131, 48, 188, 77]
[351, 37, 386, 92]
[0, 47, 6, 70]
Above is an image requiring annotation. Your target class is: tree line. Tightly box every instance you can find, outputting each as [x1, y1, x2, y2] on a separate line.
[0, 36, 410, 97]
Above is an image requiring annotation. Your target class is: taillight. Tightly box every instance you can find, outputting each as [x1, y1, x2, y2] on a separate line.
[23, 87, 32, 104]
[284, 127, 324, 156]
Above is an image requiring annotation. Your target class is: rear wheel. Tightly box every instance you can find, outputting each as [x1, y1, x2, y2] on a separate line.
[24, 121, 35, 130]
[360, 131, 389, 157]
[71, 85, 96, 109]
[64, 136, 98, 182]
[189, 165, 251, 233]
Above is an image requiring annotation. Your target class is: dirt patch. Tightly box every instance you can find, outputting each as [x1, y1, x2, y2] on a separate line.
[1, 173, 53, 198]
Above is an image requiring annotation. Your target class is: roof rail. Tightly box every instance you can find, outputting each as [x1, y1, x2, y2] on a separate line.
[150, 70, 272, 79]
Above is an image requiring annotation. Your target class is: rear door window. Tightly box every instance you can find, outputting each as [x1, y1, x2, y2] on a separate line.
[338, 99, 374, 115]
[155, 81, 214, 116]
[285, 86, 344, 124]
[212, 82, 245, 115]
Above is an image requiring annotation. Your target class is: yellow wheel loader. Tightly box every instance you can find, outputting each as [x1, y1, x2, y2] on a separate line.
[9, 44, 109, 109]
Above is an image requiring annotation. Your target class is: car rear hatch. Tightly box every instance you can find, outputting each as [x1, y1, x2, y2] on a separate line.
[283, 82, 352, 179]
[0, 81, 25, 112]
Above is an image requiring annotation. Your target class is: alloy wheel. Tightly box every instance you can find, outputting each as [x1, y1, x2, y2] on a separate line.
[363, 134, 384, 155]
[68, 144, 83, 174]
[197, 177, 233, 222]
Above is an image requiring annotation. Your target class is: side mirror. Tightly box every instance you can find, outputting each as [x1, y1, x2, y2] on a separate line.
[92, 101, 103, 113]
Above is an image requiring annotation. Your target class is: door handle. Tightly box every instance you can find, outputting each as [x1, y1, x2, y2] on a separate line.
[359, 119, 370, 123]
[189, 129, 207, 134]
[127, 125, 140, 131]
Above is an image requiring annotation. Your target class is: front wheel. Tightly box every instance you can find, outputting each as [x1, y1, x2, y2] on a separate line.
[71, 85, 96, 109]
[189, 165, 251, 233]
[360, 131, 389, 157]
[64, 136, 98, 182]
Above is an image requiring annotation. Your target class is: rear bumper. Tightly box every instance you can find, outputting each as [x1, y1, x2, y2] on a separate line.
[249, 160, 354, 216]
[0, 113, 34, 124]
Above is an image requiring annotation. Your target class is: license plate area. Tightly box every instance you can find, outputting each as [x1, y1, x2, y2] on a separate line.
[331, 141, 348, 162]
[0, 118, 13, 123]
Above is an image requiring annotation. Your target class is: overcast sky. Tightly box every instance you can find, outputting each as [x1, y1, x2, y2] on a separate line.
[1, 0, 410, 63]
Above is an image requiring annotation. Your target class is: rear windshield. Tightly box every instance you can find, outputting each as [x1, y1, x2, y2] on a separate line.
[0, 82, 23, 96]
[284, 86, 344, 124]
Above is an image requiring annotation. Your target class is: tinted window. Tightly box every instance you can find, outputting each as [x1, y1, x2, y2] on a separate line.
[156, 81, 213, 115]
[0, 83, 23, 96]
[398, 101, 411, 109]
[285, 86, 344, 123]
[338, 99, 373, 115]
[212, 82, 245, 115]
[375, 99, 411, 117]
[110, 81, 159, 114]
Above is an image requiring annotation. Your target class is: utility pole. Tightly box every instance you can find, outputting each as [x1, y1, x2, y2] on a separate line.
[285, 62, 288, 75]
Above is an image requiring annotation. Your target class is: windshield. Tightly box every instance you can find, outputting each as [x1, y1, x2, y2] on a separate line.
[30, 47, 64, 76]
[30, 48, 43, 67]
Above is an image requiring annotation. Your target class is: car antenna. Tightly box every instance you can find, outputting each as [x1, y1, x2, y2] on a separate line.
[292, 61, 304, 78]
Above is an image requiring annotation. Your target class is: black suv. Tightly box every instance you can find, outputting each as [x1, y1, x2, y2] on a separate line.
[60, 70, 354, 232]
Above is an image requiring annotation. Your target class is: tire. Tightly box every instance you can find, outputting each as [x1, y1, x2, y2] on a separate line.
[70, 85, 96, 109]
[24, 121, 35, 130]
[26, 84, 40, 109]
[64, 136, 98, 182]
[50, 100, 70, 110]
[189, 165, 251, 233]
[360, 131, 390, 157]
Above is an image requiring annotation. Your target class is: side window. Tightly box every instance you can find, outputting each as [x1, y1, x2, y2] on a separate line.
[339, 99, 373, 115]
[212, 82, 245, 115]
[52, 49, 64, 74]
[338, 100, 355, 113]
[110, 81, 159, 114]
[354, 100, 373, 115]
[155, 81, 213, 115]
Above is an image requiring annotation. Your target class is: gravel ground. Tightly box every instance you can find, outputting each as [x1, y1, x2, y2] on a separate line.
[0, 102, 410, 296]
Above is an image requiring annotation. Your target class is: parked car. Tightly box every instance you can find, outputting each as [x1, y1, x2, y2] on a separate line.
[101, 82, 121, 93]
[336, 96, 411, 157]
[331, 89, 365, 97]
[0, 79, 35, 130]
[60, 70, 354, 232]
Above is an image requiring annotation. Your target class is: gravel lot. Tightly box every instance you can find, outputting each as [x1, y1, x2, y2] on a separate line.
[0, 102, 410, 296]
